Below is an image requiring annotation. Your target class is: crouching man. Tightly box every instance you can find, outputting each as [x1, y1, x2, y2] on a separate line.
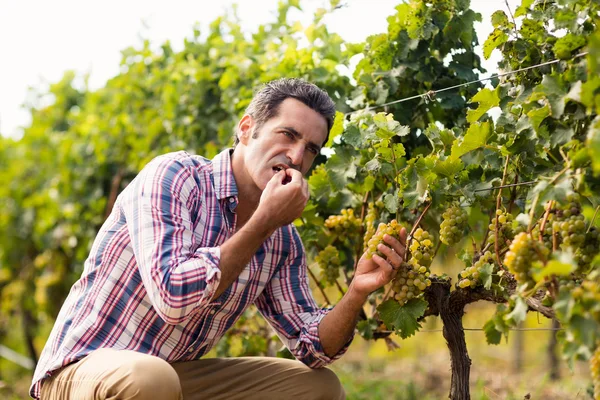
[31, 78, 406, 399]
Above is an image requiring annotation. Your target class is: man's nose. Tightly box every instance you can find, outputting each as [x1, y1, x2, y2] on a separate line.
[286, 144, 304, 169]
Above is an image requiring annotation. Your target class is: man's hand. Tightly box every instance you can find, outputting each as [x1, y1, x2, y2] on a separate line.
[255, 169, 309, 230]
[350, 227, 408, 299]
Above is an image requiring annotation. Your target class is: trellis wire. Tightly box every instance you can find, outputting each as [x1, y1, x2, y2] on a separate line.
[346, 52, 589, 116]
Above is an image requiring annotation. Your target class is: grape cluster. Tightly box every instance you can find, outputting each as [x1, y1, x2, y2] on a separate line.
[591, 346, 600, 400]
[408, 228, 434, 269]
[315, 245, 341, 285]
[458, 251, 495, 289]
[440, 205, 468, 246]
[324, 208, 361, 233]
[555, 195, 586, 250]
[576, 227, 599, 271]
[487, 209, 514, 247]
[503, 232, 549, 288]
[391, 262, 432, 306]
[362, 203, 377, 253]
[390, 228, 434, 305]
[365, 220, 403, 259]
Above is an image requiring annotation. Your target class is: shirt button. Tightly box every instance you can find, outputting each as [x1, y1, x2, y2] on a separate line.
[188, 348, 194, 353]
[209, 309, 216, 315]
[229, 197, 235, 203]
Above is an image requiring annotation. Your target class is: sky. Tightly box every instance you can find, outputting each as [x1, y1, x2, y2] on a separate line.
[0, 0, 518, 139]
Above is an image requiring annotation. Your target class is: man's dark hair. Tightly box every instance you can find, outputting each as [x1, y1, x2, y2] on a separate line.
[233, 78, 336, 147]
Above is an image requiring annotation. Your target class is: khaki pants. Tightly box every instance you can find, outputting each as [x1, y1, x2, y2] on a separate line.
[40, 349, 345, 399]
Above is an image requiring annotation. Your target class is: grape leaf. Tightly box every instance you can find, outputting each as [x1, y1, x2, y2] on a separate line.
[532, 252, 576, 282]
[587, 116, 600, 174]
[433, 157, 463, 178]
[483, 319, 502, 345]
[377, 298, 428, 339]
[467, 88, 500, 123]
[483, 28, 508, 59]
[504, 296, 527, 325]
[325, 111, 345, 148]
[450, 121, 492, 160]
[479, 263, 494, 290]
[308, 167, 331, 200]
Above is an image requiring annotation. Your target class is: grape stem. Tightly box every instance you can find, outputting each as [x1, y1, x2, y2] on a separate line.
[538, 201, 554, 242]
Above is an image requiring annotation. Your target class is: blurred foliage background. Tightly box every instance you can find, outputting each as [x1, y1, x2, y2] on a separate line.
[0, 0, 594, 398]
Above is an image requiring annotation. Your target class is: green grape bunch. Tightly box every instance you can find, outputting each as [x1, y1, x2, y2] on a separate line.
[440, 205, 468, 246]
[324, 208, 361, 234]
[365, 219, 403, 259]
[408, 228, 434, 269]
[555, 194, 586, 251]
[362, 203, 378, 253]
[576, 227, 599, 272]
[458, 251, 495, 289]
[487, 209, 515, 247]
[391, 262, 432, 306]
[503, 232, 549, 289]
[315, 245, 341, 285]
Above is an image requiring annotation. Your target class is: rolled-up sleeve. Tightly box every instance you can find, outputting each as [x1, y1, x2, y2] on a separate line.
[255, 227, 353, 368]
[121, 155, 221, 325]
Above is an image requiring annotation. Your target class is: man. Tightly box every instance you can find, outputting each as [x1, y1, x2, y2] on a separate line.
[31, 78, 407, 399]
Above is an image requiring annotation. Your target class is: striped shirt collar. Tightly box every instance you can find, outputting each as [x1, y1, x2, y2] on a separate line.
[212, 148, 238, 201]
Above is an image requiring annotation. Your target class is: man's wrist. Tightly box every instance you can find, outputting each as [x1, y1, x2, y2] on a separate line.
[244, 212, 277, 238]
[345, 283, 369, 307]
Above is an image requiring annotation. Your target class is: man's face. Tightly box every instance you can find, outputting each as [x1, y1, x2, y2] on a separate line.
[238, 98, 328, 191]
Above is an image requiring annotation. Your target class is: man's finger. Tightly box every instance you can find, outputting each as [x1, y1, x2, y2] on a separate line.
[378, 242, 402, 268]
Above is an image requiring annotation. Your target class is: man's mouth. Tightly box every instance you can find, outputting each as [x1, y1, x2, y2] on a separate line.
[272, 165, 287, 172]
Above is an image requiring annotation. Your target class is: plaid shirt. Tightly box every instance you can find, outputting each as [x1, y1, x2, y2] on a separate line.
[31, 149, 351, 399]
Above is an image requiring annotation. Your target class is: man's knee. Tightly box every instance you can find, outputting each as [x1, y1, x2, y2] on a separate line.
[303, 367, 345, 400]
[116, 353, 182, 400]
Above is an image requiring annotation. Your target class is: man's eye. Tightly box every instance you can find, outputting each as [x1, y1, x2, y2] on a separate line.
[308, 147, 319, 155]
[282, 131, 293, 138]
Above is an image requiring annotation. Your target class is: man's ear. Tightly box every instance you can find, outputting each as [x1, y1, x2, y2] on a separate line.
[237, 115, 253, 145]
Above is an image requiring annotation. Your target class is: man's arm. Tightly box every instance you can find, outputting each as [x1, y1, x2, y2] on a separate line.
[318, 230, 407, 357]
[212, 168, 309, 299]
[123, 156, 306, 324]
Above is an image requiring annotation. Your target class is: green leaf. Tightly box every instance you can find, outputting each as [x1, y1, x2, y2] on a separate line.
[504, 296, 527, 325]
[532, 252, 576, 282]
[450, 121, 492, 160]
[364, 157, 381, 172]
[356, 319, 378, 340]
[479, 263, 494, 290]
[483, 28, 508, 60]
[553, 33, 586, 60]
[377, 298, 428, 339]
[490, 11, 508, 28]
[383, 191, 399, 214]
[325, 111, 345, 147]
[308, 166, 331, 200]
[526, 104, 550, 132]
[587, 116, 600, 174]
[433, 157, 463, 178]
[343, 125, 363, 148]
[483, 319, 502, 345]
[467, 88, 500, 124]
